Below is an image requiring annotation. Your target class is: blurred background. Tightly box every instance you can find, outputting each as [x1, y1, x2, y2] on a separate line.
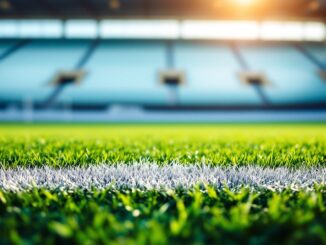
[0, 0, 325, 122]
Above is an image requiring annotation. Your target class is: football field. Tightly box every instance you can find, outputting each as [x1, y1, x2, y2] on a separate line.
[0, 124, 325, 244]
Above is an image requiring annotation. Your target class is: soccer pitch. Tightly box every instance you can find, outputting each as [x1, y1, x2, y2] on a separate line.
[0, 124, 325, 244]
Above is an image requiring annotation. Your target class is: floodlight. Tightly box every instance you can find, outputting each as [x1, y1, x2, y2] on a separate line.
[303, 22, 326, 41]
[181, 21, 259, 40]
[18, 20, 63, 38]
[0, 20, 18, 37]
[260, 21, 304, 41]
[65, 20, 98, 38]
[99, 20, 179, 39]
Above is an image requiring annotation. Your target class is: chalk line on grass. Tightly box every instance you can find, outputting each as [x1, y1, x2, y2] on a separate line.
[0, 164, 325, 191]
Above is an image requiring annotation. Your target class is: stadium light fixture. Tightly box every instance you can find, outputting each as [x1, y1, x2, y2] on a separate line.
[281, 22, 304, 41]
[99, 20, 179, 39]
[18, 20, 42, 38]
[260, 22, 283, 40]
[0, 19, 325, 41]
[303, 22, 326, 41]
[0, 20, 18, 37]
[65, 20, 98, 38]
[18, 20, 63, 38]
[180, 21, 259, 40]
[260, 21, 304, 41]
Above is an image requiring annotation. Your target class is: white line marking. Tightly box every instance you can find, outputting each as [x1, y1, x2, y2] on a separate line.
[1, 164, 325, 191]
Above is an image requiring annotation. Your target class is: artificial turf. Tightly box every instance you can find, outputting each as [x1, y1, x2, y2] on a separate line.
[0, 123, 325, 168]
[0, 123, 325, 244]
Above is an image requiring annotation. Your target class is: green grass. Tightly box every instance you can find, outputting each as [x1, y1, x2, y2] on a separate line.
[0, 124, 325, 168]
[0, 186, 325, 245]
[0, 123, 325, 244]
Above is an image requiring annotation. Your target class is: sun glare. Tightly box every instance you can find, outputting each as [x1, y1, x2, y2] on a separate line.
[235, 0, 253, 6]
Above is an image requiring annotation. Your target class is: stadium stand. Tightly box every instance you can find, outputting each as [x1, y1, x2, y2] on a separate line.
[174, 42, 262, 105]
[0, 39, 325, 109]
[0, 40, 90, 104]
[302, 43, 326, 68]
[239, 43, 326, 104]
[58, 41, 170, 105]
[0, 40, 14, 56]
[0, 0, 325, 122]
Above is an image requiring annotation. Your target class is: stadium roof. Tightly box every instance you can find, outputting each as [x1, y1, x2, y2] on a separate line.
[0, 0, 326, 20]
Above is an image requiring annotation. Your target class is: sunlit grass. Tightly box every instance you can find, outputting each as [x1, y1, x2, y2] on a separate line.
[0, 123, 325, 244]
[0, 124, 325, 168]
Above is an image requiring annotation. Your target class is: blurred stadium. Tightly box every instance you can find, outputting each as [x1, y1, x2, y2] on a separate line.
[0, 0, 325, 122]
[0, 1, 326, 244]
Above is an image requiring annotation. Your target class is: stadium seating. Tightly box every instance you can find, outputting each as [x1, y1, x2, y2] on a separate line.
[58, 41, 169, 105]
[174, 42, 262, 105]
[0, 40, 16, 56]
[0, 40, 90, 104]
[0, 39, 325, 107]
[239, 43, 326, 104]
[303, 44, 326, 68]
